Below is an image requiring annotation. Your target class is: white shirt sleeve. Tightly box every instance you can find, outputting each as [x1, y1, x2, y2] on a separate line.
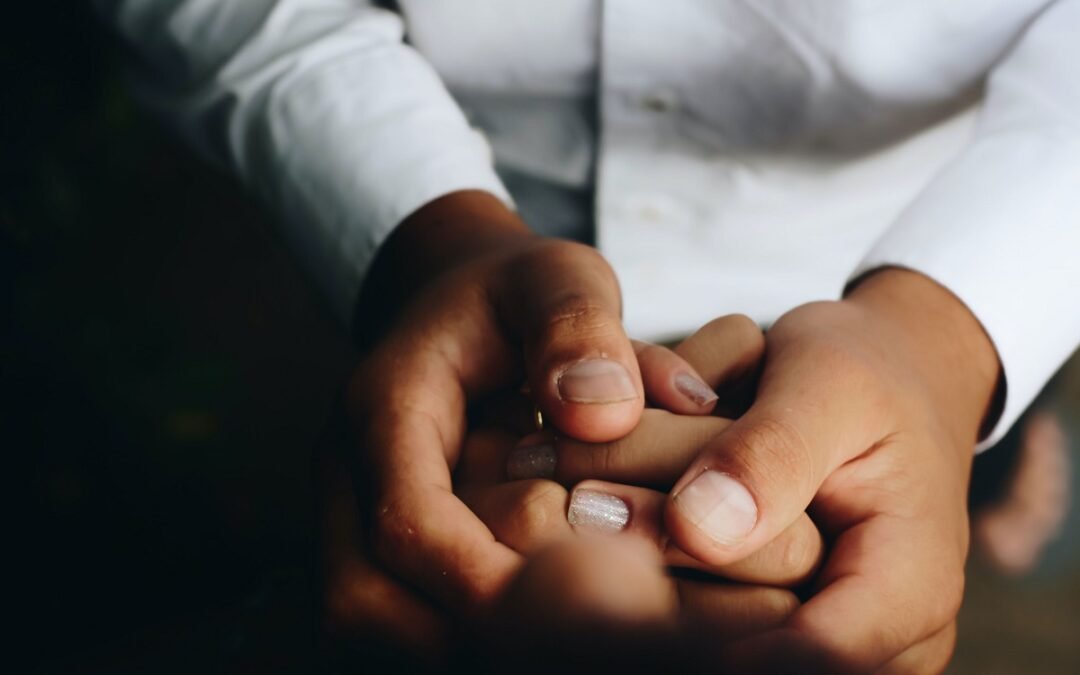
[95, 0, 513, 326]
[851, 0, 1080, 450]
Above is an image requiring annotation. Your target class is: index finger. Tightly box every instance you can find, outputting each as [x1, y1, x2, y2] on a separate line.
[316, 403, 446, 662]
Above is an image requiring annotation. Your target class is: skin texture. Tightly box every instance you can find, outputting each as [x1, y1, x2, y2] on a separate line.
[478, 269, 995, 674]
[321, 319, 818, 670]
[319, 415, 814, 673]
[669, 268, 1002, 673]
[336, 188, 1000, 673]
[474, 280, 997, 673]
[346, 190, 648, 612]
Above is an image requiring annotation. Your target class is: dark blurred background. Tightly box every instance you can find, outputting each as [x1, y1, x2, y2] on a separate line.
[4, 3, 353, 672]
[3, 3, 1077, 673]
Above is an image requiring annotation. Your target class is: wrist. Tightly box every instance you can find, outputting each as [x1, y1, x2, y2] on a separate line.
[382, 190, 533, 292]
[353, 191, 533, 347]
[845, 267, 1003, 442]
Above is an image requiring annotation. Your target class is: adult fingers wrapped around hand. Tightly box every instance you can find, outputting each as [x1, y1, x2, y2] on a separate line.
[350, 237, 659, 611]
[316, 404, 446, 670]
[458, 473, 822, 587]
[506, 409, 731, 487]
[496, 314, 767, 490]
[475, 536, 802, 675]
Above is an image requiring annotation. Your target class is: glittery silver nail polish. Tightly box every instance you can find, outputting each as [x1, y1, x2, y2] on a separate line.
[568, 488, 630, 533]
[506, 444, 556, 480]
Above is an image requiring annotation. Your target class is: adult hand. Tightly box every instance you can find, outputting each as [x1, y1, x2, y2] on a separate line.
[319, 415, 816, 673]
[321, 313, 788, 668]
[480, 536, 792, 675]
[538, 270, 998, 671]
[458, 315, 823, 588]
[477, 498, 824, 675]
[345, 190, 717, 610]
[455, 430, 823, 588]
[654, 269, 1000, 673]
[320, 397, 811, 669]
[316, 404, 447, 672]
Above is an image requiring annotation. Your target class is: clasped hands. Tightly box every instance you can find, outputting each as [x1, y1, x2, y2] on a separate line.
[321, 192, 1001, 674]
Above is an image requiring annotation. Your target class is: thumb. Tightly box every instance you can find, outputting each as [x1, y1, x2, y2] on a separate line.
[664, 351, 877, 565]
[495, 240, 643, 442]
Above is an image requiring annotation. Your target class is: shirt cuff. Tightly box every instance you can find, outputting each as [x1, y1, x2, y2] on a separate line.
[851, 127, 1080, 451]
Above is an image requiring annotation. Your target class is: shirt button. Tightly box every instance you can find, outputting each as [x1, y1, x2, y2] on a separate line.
[639, 204, 663, 222]
[641, 89, 678, 113]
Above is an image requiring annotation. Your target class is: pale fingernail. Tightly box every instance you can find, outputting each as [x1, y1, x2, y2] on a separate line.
[674, 372, 718, 406]
[673, 471, 757, 545]
[558, 359, 637, 404]
[506, 443, 556, 480]
[568, 488, 630, 533]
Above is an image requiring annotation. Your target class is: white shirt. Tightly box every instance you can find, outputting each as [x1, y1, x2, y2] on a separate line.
[97, 0, 1080, 448]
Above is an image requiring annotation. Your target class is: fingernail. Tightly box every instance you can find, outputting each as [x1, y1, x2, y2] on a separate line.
[673, 471, 757, 545]
[674, 372, 718, 406]
[568, 488, 630, 533]
[557, 359, 637, 404]
[506, 443, 556, 480]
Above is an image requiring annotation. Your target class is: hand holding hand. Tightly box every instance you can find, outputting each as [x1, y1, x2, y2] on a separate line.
[526, 272, 999, 671]
[320, 311, 819, 670]
[660, 269, 1001, 673]
[346, 191, 718, 611]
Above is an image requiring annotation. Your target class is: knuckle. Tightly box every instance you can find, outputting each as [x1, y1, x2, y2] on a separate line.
[593, 439, 623, 477]
[509, 481, 570, 545]
[542, 294, 619, 344]
[455, 574, 497, 610]
[322, 570, 377, 638]
[542, 238, 612, 271]
[521, 239, 618, 293]
[778, 524, 818, 583]
[718, 313, 765, 347]
[371, 497, 419, 564]
[760, 588, 801, 622]
[562, 435, 626, 480]
[699, 313, 765, 356]
[733, 417, 817, 497]
[633, 340, 668, 366]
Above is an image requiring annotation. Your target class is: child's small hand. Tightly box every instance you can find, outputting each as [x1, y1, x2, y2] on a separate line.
[454, 428, 823, 589]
